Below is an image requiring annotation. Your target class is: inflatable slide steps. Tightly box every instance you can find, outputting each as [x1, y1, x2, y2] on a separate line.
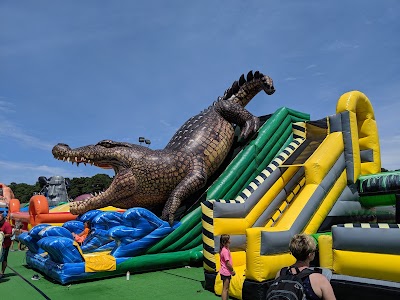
[246, 129, 350, 281]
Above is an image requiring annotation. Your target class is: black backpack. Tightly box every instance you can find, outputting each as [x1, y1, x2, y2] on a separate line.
[265, 266, 315, 300]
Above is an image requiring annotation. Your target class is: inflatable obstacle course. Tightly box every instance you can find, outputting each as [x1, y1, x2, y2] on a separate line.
[202, 91, 400, 300]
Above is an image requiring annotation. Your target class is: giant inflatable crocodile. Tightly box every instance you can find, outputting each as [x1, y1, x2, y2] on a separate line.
[52, 71, 275, 224]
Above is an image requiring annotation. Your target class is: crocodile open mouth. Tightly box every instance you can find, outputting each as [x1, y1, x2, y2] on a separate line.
[54, 154, 113, 169]
[51, 143, 122, 213]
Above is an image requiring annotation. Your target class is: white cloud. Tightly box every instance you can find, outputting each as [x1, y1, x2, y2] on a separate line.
[305, 64, 317, 70]
[0, 99, 15, 113]
[0, 119, 53, 150]
[0, 26, 131, 57]
[0, 97, 53, 151]
[0, 160, 66, 173]
[284, 77, 297, 81]
[0, 160, 90, 184]
[322, 40, 360, 51]
[160, 119, 173, 127]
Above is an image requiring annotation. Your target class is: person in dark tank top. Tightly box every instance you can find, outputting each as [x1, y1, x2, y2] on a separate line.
[275, 234, 336, 300]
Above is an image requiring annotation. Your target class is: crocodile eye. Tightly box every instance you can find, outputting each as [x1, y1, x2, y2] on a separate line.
[97, 140, 114, 148]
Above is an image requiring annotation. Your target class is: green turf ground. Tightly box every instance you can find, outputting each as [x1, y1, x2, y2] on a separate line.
[1, 250, 218, 300]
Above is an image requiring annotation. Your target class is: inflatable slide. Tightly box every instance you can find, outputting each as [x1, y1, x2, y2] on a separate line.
[20, 107, 309, 284]
[203, 91, 400, 300]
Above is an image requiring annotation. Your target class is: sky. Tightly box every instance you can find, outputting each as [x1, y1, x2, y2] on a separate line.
[1, 1, 400, 185]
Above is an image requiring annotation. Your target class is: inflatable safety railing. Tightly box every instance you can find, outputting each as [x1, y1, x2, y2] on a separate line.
[318, 224, 400, 300]
[319, 223, 400, 282]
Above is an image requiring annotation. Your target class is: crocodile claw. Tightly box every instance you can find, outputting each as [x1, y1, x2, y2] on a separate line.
[240, 116, 260, 140]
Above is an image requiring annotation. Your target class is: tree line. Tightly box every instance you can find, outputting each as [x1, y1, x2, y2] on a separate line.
[8, 168, 395, 204]
[8, 174, 113, 204]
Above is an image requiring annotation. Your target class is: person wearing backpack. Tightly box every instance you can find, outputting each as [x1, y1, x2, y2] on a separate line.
[219, 234, 235, 300]
[266, 233, 336, 300]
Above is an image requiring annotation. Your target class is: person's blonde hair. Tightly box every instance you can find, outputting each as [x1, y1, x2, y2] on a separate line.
[289, 233, 316, 261]
[219, 234, 230, 252]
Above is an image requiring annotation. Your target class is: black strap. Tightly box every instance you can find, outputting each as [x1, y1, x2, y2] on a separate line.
[279, 267, 288, 276]
[296, 268, 315, 280]
[281, 266, 315, 279]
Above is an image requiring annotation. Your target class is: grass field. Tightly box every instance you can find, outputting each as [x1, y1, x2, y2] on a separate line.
[1, 250, 218, 300]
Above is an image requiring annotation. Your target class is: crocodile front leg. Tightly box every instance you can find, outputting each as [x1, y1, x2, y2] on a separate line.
[161, 159, 207, 225]
[214, 99, 260, 140]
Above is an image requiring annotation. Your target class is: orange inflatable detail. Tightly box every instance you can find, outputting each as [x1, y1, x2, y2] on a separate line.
[29, 195, 77, 226]
[8, 198, 20, 213]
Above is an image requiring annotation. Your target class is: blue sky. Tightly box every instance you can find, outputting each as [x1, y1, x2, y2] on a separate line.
[1, 1, 399, 185]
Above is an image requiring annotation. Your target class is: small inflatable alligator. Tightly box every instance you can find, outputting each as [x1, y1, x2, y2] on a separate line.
[52, 71, 275, 224]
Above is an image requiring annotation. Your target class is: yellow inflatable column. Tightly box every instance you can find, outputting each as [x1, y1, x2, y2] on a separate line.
[336, 91, 381, 175]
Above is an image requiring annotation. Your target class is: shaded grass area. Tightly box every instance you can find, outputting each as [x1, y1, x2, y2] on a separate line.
[2, 250, 218, 300]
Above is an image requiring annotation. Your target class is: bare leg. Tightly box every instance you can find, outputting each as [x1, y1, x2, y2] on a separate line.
[221, 277, 230, 300]
[2, 260, 7, 274]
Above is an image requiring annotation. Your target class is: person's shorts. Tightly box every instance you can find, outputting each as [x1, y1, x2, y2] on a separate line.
[220, 274, 231, 281]
[0, 247, 10, 262]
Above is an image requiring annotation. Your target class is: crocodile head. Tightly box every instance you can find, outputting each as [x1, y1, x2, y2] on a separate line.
[52, 140, 151, 214]
[261, 74, 275, 95]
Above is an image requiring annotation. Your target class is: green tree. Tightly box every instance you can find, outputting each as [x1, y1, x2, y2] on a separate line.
[8, 174, 113, 203]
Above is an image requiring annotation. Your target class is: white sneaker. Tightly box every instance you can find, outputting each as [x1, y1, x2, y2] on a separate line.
[31, 274, 40, 280]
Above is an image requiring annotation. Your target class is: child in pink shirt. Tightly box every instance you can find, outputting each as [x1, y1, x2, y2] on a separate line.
[219, 234, 235, 300]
